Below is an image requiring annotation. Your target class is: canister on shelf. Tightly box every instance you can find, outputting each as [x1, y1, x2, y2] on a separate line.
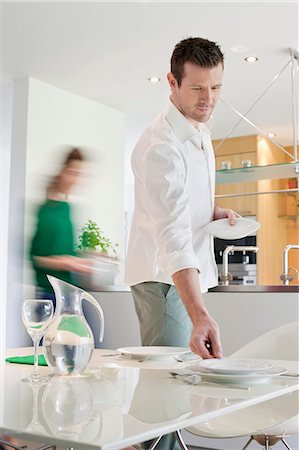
[221, 160, 232, 170]
[241, 159, 252, 168]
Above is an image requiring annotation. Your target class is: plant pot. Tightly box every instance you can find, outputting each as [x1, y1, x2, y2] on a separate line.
[75, 254, 120, 289]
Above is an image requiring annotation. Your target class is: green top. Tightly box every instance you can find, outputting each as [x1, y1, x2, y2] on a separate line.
[30, 200, 76, 292]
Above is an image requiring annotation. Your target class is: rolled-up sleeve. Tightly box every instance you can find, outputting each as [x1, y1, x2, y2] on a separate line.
[142, 144, 200, 276]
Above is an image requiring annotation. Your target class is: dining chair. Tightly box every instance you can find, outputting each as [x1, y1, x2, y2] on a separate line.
[0, 439, 56, 450]
[148, 321, 299, 450]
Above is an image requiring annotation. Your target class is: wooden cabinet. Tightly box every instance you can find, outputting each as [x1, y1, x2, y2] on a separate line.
[213, 136, 298, 285]
[215, 151, 257, 216]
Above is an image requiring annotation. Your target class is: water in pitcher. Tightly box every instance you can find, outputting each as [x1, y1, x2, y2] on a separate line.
[44, 314, 94, 375]
[44, 341, 94, 375]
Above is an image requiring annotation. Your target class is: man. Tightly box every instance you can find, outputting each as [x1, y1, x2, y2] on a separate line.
[126, 37, 238, 361]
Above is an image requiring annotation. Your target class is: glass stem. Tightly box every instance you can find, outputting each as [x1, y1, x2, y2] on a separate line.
[33, 337, 41, 377]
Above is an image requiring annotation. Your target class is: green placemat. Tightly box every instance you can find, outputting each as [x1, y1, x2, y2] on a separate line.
[5, 354, 48, 366]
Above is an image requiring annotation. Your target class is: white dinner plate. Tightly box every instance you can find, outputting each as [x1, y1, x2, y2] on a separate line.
[117, 346, 190, 360]
[203, 218, 260, 239]
[194, 358, 273, 375]
[188, 364, 287, 385]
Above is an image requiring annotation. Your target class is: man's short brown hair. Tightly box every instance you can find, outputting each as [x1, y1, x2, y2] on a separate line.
[171, 37, 224, 86]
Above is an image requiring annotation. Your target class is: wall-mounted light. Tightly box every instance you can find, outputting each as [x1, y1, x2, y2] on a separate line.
[267, 132, 276, 138]
[148, 76, 160, 83]
[244, 56, 258, 63]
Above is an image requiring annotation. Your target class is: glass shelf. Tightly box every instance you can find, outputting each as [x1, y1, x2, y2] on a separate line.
[278, 215, 299, 220]
[216, 161, 299, 185]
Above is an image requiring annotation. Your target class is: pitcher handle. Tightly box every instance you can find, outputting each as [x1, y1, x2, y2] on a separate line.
[83, 291, 105, 343]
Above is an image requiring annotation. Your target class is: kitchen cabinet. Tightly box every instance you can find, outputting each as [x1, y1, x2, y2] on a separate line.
[213, 135, 298, 285]
[215, 151, 257, 215]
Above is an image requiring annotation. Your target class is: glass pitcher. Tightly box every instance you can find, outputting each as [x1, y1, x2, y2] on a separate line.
[43, 275, 104, 376]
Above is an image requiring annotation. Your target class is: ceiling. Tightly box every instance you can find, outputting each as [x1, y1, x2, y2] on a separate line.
[2, 1, 298, 147]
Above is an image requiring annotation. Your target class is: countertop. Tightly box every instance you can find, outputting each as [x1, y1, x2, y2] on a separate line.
[209, 285, 299, 293]
[88, 284, 299, 293]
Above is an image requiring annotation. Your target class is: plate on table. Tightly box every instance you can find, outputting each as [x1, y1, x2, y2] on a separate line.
[193, 358, 273, 375]
[117, 346, 190, 360]
[188, 364, 287, 385]
[203, 218, 260, 239]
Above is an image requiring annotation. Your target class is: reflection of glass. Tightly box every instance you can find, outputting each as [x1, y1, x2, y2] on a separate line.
[25, 383, 46, 435]
[22, 300, 53, 383]
[42, 377, 96, 440]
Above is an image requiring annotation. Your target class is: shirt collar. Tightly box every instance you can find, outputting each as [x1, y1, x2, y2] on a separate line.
[165, 99, 211, 144]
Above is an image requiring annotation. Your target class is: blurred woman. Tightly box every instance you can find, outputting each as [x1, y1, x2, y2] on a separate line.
[30, 147, 91, 305]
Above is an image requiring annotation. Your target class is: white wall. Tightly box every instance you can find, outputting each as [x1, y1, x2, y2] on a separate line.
[24, 76, 125, 257]
[6, 78, 30, 348]
[0, 82, 13, 424]
[0, 83, 13, 353]
[7, 77, 125, 347]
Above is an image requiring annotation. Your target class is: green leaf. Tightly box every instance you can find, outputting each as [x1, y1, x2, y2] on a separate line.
[77, 219, 118, 254]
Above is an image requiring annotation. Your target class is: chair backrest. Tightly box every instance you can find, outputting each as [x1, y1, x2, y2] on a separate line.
[231, 321, 299, 360]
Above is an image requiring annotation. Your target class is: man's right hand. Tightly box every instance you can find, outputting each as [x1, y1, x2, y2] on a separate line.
[189, 314, 223, 359]
[172, 268, 223, 360]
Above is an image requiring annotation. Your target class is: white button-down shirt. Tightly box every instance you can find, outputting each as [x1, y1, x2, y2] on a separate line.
[125, 101, 218, 293]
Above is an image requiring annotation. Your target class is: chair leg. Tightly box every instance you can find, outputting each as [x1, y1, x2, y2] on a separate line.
[35, 446, 56, 450]
[147, 436, 163, 450]
[174, 430, 188, 450]
[242, 436, 254, 450]
[281, 437, 293, 450]
[0, 441, 56, 450]
[0, 439, 27, 449]
[265, 435, 270, 450]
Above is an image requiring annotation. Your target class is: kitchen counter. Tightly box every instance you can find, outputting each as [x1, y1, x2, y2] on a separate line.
[89, 284, 299, 293]
[83, 289, 299, 356]
[210, 285, 299, 292]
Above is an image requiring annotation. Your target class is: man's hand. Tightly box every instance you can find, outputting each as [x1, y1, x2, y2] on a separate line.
[172, 268, 223, 360]
[189, 314, 222, 359]
[213, 205, 241, 225]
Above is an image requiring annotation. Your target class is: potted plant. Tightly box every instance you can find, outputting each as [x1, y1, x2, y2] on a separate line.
[77, 220, 119, 286]
[78, 220, 118, 257]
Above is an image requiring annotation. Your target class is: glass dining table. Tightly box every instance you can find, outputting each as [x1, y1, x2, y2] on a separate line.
[1, 348, 298, 450]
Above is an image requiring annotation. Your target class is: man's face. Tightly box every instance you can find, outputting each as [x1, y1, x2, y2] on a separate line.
[168, 62, 223, 125]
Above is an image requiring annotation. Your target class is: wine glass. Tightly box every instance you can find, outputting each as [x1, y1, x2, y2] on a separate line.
[22, 299, 53, 383]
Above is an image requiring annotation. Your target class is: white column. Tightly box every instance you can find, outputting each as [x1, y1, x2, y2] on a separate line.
[0, 82, 13, 353]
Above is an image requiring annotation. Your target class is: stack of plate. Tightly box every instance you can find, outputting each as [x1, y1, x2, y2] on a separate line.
[188, 358, 287, 384]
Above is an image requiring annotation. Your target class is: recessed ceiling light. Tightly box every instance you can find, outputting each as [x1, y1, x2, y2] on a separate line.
[267, 132, 276, 138]
[231, 45, 249, 53]
[245, 56, 258, 63]
[148, 76, 160, 83]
